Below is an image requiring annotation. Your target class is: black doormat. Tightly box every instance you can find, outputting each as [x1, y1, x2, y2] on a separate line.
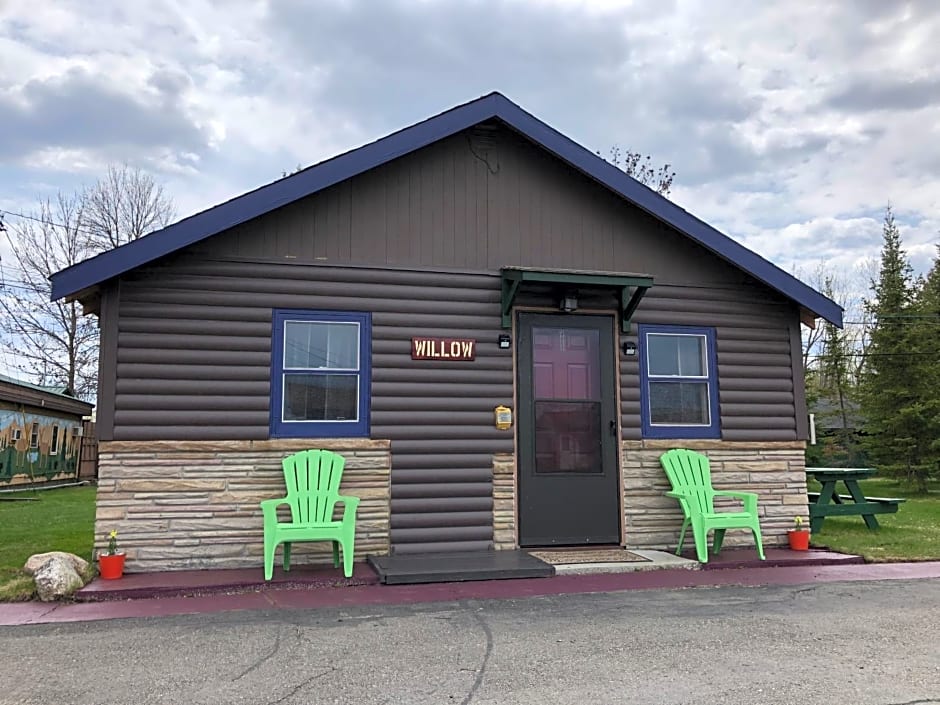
[368, 550, 555, 585]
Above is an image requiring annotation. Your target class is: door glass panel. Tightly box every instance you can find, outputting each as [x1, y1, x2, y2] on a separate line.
[534, 401, 602, 474]
[530, 324, 603, 475]
[532, 327, 600, 400]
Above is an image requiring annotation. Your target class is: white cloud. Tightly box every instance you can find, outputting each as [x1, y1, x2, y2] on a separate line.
[0, 0, 937, 295]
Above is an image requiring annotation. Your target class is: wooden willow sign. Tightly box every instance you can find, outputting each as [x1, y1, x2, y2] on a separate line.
[411, 337, 476, 361]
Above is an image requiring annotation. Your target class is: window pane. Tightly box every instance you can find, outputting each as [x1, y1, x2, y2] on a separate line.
[677, 336, 705, 376]
[534, 400, 602, 473]
[647, 335, 679, 376]
[649, 381, 709, 425]
[284, 322, 358, 369]
[283, 374, 358, 422]
[648, 334, 705, 377]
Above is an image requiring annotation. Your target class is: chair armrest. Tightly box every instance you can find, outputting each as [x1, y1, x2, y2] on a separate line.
[664, 491, 694, 516]
[714, 490, 758, 514]
[260, 498, 290, 526]
[336, 494, 361, 523]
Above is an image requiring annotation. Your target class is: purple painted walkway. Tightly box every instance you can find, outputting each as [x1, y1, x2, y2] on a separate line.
[72, 547, 859, 602]
[75, 563, 379, 601]
[3, 556, 939, 627]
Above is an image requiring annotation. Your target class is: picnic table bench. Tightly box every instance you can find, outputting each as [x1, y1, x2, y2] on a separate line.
[805, 467, 905, 533]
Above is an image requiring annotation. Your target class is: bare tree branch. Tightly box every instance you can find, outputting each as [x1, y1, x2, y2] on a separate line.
[83, 164, 175, 250]
[1, 165, 175, 401]
[607, 145, 676, 196]
[1, 194, 98, 397]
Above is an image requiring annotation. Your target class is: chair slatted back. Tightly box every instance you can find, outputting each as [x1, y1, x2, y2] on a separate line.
[660, 449, 715, 515]
[282, 449, 345, 524]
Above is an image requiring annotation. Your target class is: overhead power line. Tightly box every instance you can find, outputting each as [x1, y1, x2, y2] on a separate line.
[808, 351, 940, 359]
[843, 321, 940, 326]
[0, 208, 99, 237]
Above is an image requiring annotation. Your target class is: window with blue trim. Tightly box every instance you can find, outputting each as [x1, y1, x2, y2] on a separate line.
[270, 310, 371, 438]
[638, 324, 719, 439]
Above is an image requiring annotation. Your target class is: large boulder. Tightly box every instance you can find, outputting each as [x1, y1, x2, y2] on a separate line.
[23, 551, 89, 577]
[32, 555, 85, 602]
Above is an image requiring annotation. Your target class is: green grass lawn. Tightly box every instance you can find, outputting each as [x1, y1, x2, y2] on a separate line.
[0, 486, 96, 601]
[807, 478, 940, 562]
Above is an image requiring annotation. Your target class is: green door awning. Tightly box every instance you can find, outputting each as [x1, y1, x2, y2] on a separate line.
[500, 267, 654, 333]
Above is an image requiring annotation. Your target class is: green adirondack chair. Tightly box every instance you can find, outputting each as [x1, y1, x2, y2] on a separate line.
[659, 448, 765, 563]
[261, 449, 360, 579]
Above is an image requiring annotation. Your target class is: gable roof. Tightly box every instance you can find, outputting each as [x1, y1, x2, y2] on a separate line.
[50, 92, 842, 326]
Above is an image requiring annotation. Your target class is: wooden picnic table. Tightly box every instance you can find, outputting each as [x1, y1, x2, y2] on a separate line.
[805, 467, 905, 533]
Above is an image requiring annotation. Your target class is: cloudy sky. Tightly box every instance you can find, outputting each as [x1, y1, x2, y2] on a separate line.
[2, 0, 939, 290]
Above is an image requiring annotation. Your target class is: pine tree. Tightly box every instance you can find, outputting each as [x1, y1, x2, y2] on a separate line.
[817, 276, 858, 465]
[858, 206, 922, 486]
[906, 245, 940, 491]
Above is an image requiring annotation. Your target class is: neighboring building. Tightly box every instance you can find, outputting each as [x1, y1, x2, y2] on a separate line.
[51, 93, 842, 572]
[0, 374, 92, 487]
[812, 396, 862, 433]
[808, 396, 865, 467]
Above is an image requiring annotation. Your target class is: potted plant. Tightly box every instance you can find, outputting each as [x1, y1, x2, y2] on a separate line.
[98, 530, 126, 579]
[787, 516, 810, 551]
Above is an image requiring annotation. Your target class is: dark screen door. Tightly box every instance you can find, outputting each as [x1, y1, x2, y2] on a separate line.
[517, 313, 620, 546]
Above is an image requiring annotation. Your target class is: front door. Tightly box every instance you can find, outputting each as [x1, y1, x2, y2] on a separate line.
[517, 313, 620, 546]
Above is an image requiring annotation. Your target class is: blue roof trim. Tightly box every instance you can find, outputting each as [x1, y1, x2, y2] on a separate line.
[50, 92, 842, 326]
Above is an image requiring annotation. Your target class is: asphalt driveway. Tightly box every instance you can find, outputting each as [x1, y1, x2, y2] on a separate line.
[2, 579, 938, 705]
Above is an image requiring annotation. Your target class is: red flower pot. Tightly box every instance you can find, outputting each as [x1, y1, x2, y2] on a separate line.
[98, 553, 126, 580]
[787, 529, 810, 551]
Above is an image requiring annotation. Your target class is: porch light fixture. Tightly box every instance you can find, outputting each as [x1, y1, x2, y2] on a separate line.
[498, 334, 512, 349]
[560, 294, 578, 312]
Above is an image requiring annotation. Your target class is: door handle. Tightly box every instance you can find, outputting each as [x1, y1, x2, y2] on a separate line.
[609, 420, 617, 437]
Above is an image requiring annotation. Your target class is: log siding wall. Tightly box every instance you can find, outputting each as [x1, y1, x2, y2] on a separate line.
[109, 261, 800, 553]
[114, 264, 513, 554]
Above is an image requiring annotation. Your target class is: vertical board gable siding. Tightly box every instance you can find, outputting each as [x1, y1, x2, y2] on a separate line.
[192, 126, 737, 284]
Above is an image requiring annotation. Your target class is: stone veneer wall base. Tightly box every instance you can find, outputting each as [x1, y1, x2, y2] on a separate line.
[623, 440, 809, 551]
[492, 453, 516, 550]
[490, 440, 808, 552]
[95, 439, 391, 572]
